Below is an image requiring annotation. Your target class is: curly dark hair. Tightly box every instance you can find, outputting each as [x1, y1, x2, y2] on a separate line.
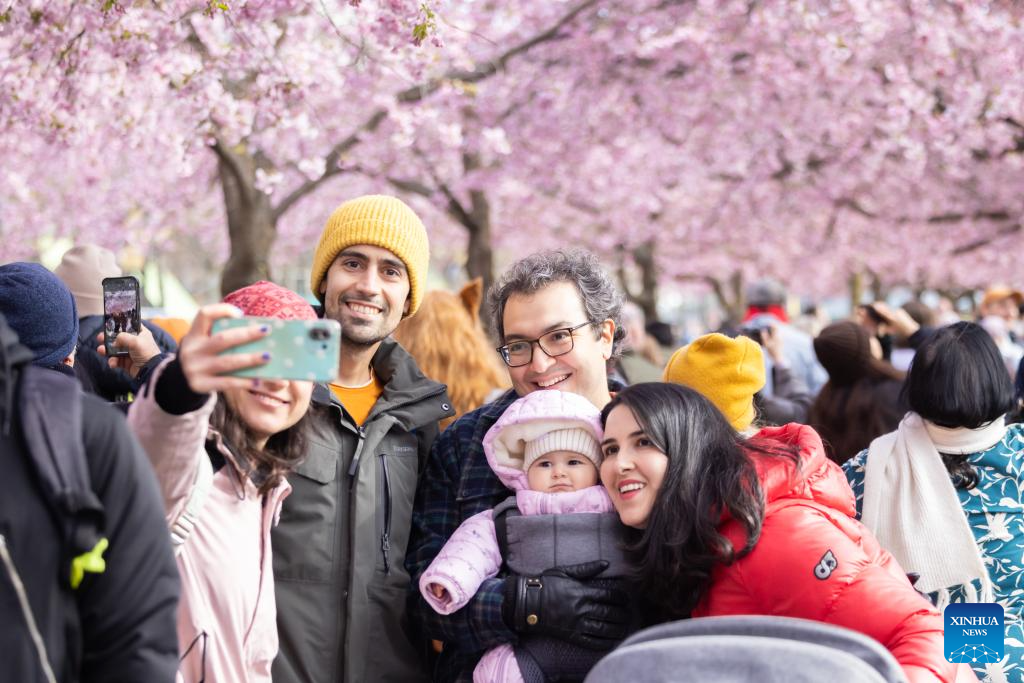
[487, 248, 626, 360]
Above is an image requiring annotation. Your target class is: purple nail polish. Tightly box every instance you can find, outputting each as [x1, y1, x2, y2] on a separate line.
[261, 352, 271, 361]
[259, 325, 270, 333]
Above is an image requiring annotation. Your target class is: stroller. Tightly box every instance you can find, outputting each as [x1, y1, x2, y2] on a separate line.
[584, 615, 908, 682]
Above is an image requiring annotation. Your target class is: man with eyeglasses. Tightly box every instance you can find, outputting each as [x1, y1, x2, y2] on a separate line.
[407, 249, 631, 682]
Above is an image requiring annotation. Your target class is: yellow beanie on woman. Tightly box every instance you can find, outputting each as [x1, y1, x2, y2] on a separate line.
[310, 195, 430, 315]
[662, 333, 766, 431]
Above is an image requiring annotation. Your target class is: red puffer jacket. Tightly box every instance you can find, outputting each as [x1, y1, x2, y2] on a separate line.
[692, 423, 955, 683]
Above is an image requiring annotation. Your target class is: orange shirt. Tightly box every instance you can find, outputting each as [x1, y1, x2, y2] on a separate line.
[329, 374, 384, 426]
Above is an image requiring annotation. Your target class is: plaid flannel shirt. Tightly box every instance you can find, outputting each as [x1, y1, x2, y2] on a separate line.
[406, 381, 623, 682]
[406, 389, 519, 682]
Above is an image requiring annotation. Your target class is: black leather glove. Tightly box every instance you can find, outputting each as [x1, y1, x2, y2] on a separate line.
[502, 560, 629, 650]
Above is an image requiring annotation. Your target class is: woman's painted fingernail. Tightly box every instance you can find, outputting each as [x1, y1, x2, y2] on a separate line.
[259, 325, 270, 333]
[252, 378, 260, 387]
[261, 352, 271, 361]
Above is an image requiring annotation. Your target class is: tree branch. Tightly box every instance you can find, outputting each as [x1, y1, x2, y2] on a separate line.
[396, 0, 600, 103]
[951, 223, 1022, 255]
[385, 176, 435, 198]
[271, 108, 388, 221]
[271, 0, 600, 223]
[928, 210, 1011, 224]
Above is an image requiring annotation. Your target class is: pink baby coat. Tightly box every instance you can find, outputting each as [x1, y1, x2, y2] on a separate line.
[420, 389, 612, 613]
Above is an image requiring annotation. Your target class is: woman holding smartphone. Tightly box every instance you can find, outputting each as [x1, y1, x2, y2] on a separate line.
[111, 281, 315, 683]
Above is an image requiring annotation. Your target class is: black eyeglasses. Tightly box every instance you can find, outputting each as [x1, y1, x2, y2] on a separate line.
[496, 322, 595, 367]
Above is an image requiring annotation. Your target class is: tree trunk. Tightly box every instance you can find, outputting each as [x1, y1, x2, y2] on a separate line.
[453, 153, 494, 318]
[215, 143, 277, 297]
[632, 241, 659, 321]
[617, 241, 659, 321]
[706, 270, 745, 324]
[867, 269, 886, 302]
[849, 271, 864, 310]
[463, 187, 494, 297]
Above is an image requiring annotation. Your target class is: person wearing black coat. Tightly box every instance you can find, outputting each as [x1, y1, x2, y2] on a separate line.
[0, 269, 180, 682]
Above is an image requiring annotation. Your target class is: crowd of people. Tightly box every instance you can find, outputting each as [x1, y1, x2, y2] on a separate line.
[1, 192, 1020, 683]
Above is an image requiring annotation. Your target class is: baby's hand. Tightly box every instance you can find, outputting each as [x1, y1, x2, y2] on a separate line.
[429, 584, 449, 601]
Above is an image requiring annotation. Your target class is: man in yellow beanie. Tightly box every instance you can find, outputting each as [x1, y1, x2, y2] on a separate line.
[273, 195, 453, 683]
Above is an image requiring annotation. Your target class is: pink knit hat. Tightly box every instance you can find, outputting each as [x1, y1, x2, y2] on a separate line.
[223, 281, 317, 321]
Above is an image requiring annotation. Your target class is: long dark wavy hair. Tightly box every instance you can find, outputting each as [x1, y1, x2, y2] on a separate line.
[903, 321, 1015, 490]
[600, 382, 798, 621]
[210, 391, 311, 495]
[809, 321, 907, 465]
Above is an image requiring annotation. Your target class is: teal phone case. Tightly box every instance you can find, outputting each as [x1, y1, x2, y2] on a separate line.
[210, 317, 341, 382]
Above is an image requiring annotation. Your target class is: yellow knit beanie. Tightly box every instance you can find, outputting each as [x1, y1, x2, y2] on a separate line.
[310, 195, 430, 315]
[662, 333, 766, 432]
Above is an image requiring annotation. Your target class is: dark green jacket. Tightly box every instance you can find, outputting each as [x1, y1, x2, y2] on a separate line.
[272, 338, 453, 683]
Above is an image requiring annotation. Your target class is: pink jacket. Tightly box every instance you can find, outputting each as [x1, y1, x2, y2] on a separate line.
[420, 389, 612, 614]
[127, 360, 290, 683]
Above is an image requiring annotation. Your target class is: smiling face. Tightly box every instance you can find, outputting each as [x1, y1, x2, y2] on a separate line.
[599, 404, 669, 529]
[223, 378, 314, 449]
[501, 281, 615, 408]
[526, 450, 599, 493]
[320, 245, 410, 347]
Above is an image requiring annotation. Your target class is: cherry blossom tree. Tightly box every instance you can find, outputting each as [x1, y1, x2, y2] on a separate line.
[2, 0, 1023, 310]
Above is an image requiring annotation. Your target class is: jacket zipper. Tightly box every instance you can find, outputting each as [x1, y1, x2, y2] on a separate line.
[346, 426, 367, 491]
[380, 453, 392, 575]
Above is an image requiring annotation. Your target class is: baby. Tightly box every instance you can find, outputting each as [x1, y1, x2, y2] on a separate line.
[420, 390, 631, 683]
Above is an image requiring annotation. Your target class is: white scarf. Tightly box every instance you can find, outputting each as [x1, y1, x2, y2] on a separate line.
[861, 412, 1006, 608]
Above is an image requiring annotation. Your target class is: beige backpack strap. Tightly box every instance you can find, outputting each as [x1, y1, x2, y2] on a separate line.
[169, 452, 214, 556]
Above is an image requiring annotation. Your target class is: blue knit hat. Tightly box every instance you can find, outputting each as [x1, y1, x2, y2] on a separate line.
[0, 262, 79, 368]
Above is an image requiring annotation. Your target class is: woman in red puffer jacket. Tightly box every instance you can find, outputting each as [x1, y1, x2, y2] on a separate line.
[598, 382, 962, 683]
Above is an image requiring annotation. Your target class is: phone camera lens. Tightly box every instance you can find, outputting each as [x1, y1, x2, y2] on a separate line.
[309, 328, 329, 341]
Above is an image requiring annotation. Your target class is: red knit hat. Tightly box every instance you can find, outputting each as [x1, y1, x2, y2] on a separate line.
[223, 281, 317, 321]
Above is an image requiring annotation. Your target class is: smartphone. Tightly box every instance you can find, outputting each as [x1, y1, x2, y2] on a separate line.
[210, 316, 341, 382]
[737, 326, 764, 346]
[738, 315, 773, 346]
[102, 276, 141, 357]
[860, 304, 886, 325]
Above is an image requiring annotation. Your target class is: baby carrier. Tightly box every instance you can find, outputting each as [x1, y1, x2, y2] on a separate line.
[493, 496, 635, 682]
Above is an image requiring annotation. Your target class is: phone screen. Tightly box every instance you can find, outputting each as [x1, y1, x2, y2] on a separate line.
[103, 276, 141, 357]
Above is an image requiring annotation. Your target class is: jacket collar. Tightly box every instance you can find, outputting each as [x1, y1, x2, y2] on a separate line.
[312, 337, 452, 429]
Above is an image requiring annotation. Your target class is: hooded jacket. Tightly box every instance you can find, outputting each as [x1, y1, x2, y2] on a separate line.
[694, 423, 954, 683]
[0, 314, 180, 683]
[272, 338, 453, 683]
[127, 359, 289, 683]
